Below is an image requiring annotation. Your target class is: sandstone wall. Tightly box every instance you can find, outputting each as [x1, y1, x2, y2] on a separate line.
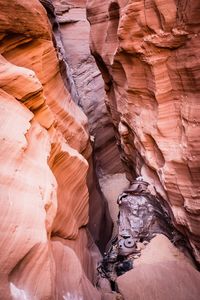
[87, 0, 200, 261]
[0, 0, 103, 298]
[52, 0, 130, 248]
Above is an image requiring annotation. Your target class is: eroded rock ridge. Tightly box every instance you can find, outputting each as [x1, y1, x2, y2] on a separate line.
[0, 0, 114, 299]
[87, 0, 200, 263]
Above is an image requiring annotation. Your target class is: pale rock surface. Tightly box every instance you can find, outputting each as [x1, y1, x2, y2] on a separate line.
[0, 0, 113, 298]
[99, 173, 129, 240]
[87, 0, 200, 261]
[117, 234, 200, 300]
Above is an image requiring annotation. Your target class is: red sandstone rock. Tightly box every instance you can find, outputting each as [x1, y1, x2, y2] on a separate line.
[87, 0, 200, 262]
[1, 0, 200, 298]
[0, 0, 112, 298]
[52, 0, 128, 250]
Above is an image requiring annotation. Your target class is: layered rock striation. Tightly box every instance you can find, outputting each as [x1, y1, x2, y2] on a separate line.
[87, 0, 200, 262]
[0, 0, 112, 298]
[51, 0, 130, 248]
[1, 0, 200, 298]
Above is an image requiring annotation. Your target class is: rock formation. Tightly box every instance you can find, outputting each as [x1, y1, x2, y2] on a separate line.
[98, 179, 196, 281]
[0, 0, 200, 299]
[51, 0, 129, 248]
[87, 0, 200, 263]
[0, 0, 114, 298]
[117, 234, 200, 300]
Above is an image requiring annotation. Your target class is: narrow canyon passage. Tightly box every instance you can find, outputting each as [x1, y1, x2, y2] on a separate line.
[0, 0, 200, 300]
[49, 0, 130, 251]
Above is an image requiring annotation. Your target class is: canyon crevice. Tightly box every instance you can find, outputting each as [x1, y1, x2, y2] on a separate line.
[0, 0, 200, 299]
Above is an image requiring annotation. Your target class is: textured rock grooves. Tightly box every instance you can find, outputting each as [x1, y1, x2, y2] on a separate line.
[85, 0, 200, 298]
[50, 0, 129, 251]
[0, 0, 111, 299]
[87, 0, 200, 262]
[0, 0, 200, 300]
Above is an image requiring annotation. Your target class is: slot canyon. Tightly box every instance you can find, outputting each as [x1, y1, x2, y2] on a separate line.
[0, 0, 200, 299]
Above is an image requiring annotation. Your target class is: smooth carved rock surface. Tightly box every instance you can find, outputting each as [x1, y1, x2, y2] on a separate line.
[52, 0, 123, 175]
[0, 0, 110, 298]
[117, 234, 200, 300]
[87, 0, 200, 261]
[52, 0, 128, 250]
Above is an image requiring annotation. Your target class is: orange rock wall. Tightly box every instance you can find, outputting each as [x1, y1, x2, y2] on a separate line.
[0, 0, 102, 298]
[52, 0, 128, 250]
[87, 0, 200, 261]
